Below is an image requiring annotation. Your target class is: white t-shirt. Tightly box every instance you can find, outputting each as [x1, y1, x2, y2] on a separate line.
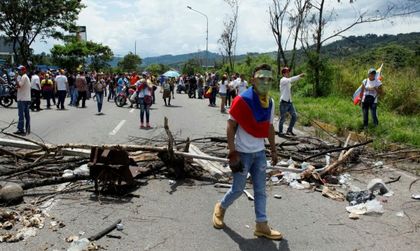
[280, 75, 301, 102]
[237, 80, 248, 95]
[229, 98, 275, 153]
[17, 74, 31, 101]
[362, 78, 382, 103]
[31, 74, 41, 90]
[55, 75, 68, 91]
[219, 80, 228, 94]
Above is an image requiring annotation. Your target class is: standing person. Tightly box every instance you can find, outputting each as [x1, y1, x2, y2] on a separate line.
[359, 68, 383, 129]
[212, 64, 282, 240]
[218, 75, 228, 113]
[30, 70, 42, 111]
[55, 69, 68, 110]
[76, 72, 88, 108]
[162, 79, 171, 106]
[94, 74, 106, 115]
[197, 75, 204, 99]
[137, 79, 152, 129]
[41, 73, 54, 109]
[107, 75, 116, 102]
[14, 66, 31, 135]
[278, 67, 304, 136]
[67, 72, 76, 106]
[237, 74, 248, 95]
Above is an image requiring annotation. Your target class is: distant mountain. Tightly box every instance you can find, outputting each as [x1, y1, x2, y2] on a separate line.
[321, 32, 420, 58]
[141, 51, 221, 67]
[108, 32, 420, 68]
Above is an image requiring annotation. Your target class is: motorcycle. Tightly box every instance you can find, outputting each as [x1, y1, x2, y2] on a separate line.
[0, 77, 17, 108]
[115, 85, 137, 107]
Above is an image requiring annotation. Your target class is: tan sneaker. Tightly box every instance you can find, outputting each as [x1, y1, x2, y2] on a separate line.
[254, 222, 283, 240]
[212, 202, 226, 229]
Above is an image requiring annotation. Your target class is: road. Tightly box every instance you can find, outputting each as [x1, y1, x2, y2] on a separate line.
[0, 91, 419, 251]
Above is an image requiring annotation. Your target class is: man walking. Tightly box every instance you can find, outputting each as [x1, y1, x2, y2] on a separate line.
[55, 69, 69, 110]
[14, 66, 31, 135]
[212, 64, 282, 240]
[278, 67, 304, 136]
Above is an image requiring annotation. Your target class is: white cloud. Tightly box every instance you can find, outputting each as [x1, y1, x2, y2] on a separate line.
[32, 0, 420, 57]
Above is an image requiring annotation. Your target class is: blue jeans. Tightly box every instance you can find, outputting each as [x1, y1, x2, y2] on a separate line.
[71, 87, 78, 106]
[279, 101, 297, 133]
[138, 98, 150, 123]
[96, 92, 104, 112]
[362, 102, 378, 127]
[17, 101, 31, 133]
[221, 150, 268, 223]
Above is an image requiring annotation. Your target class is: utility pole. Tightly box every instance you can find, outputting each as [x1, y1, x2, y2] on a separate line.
[187, 6, 208, 69]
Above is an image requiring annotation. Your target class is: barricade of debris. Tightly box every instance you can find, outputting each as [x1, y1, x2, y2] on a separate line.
[0, 117, 419, 244]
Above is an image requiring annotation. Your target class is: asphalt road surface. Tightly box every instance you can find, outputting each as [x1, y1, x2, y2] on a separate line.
[0, 91, 419, 251]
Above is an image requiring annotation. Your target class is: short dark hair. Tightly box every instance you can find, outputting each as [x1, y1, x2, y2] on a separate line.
[253, 64, 272, 76]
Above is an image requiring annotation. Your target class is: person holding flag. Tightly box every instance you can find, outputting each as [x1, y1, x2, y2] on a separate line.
[359, 67, 384, 129]
[212, 64, 282, 240]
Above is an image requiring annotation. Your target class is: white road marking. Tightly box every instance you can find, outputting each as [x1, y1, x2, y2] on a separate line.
[109, 120, 126, 135]
[129, 108, 135, 113]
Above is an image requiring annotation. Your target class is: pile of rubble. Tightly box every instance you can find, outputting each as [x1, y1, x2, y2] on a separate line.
[0, 118, 419, 245]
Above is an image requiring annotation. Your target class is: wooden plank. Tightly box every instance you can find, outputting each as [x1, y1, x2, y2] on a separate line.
[188, 144, 230, 178]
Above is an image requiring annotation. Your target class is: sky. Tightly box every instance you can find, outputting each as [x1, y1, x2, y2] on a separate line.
[32, 0, 420, 58]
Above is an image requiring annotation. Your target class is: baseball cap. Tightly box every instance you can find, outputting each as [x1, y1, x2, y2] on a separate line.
[17, 65, 26, 72]
[368, 68, 376, 75]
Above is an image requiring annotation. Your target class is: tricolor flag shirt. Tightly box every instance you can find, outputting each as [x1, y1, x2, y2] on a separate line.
[229, 87, 275, 153]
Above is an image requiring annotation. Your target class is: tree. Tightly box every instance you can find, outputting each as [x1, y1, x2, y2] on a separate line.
[0, 0, 84, 66]
[118, 53, 142, 73]
[218, 0, 239, 74]
[51, 39, 113, 72]
[87, 42, 114, 71]
[145, 64, 170, 76]
[299, 0, 419, 96]
[182, 59, 201, 76]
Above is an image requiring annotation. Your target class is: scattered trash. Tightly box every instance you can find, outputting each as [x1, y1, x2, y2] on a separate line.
[66, 235, 79, 243]
[271, 176, 279, 182]
[325, 154, 331, 166]
[245, 225, 250, 229]
[274, 194, 282, 199]
[412, 194, 420, 200]
[367, 178, 390, 195]
[283, 172, 301, 183]
[348, 212, 360, 220]
[169, 180, 176, 185]
[322, 186, 345, 201]
[287, 157, 294, 166]
[346, 199, 384, 215]
[301, 181, 311, 189]
[374, 161, 384, 168]
[67, 237, 90, 251]
[338, 173, 352, 185]
[243, 190, 254, 201]
[346, 190, 375, 205]
[289, 180, 305, 190]
[73, 164, 90, 176]
[116, 223, 124, 231]
[396, 211, 405, 217]
[383, 191, 394, 197]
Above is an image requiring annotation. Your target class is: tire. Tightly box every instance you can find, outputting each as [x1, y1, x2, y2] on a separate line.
[115, 96, 126, 107]
[0, 97, 13, 107]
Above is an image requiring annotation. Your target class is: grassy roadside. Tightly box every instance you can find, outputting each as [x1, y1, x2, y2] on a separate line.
[269, 90, 420, 149]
